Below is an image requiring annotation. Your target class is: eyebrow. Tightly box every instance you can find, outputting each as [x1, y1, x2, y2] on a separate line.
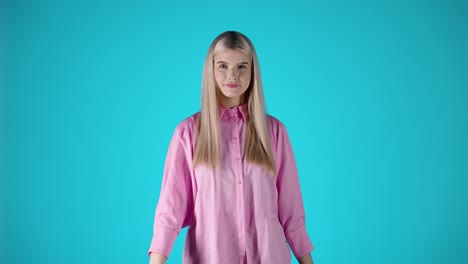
[216, 61, 250, 65]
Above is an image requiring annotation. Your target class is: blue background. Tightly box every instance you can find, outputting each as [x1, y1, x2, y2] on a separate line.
[2, 0, 467, 263]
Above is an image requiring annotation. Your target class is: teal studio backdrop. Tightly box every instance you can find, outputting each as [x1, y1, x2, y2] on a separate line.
[2, 0, 467, 263]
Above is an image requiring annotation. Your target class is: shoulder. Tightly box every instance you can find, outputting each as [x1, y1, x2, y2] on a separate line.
[266, 114, 288, 135]
[173, 112, 199, 139]
[266, 114, 290, 150]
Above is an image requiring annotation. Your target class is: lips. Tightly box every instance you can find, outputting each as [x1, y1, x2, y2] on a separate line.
[226, 84, 239, 88]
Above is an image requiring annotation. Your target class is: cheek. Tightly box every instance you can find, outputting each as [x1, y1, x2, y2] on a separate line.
[214, 70, 224, 84]
[214, 71, 224, 83]
[242, 71, 252, 85]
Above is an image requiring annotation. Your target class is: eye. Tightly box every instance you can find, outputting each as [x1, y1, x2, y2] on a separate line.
[218, 64, 227, 70]
[238, 65, 247, 69]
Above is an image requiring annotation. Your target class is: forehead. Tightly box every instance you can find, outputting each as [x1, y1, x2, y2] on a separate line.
[214, 49, 251, 63]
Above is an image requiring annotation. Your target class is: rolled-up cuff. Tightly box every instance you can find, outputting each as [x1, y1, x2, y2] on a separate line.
[147, 227, 179, 258]
[285, 225, 314, 259]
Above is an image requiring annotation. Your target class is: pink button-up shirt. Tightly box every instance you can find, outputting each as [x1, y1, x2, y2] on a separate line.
[148, 104, 314, 263]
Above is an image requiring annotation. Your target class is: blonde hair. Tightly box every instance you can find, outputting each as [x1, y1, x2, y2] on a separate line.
[193, 31, 277, 175]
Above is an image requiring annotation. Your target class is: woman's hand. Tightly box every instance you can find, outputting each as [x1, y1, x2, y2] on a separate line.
[149, 253, 167, 264]
[298, 253, 314, 264]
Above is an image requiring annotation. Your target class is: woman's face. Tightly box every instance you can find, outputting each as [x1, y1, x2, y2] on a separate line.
[214, 48, 252, 109]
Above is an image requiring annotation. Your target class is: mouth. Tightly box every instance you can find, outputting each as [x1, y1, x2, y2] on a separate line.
[226, 84, 239, 88]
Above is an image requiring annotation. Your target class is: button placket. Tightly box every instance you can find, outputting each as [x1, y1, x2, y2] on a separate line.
[231, 117, 246, 258]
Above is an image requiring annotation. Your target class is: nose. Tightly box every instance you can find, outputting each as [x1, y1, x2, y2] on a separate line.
[228, 68, 238, 80]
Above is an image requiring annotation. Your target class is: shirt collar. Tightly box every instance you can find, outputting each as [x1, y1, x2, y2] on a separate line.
[218, 103, 249, 121]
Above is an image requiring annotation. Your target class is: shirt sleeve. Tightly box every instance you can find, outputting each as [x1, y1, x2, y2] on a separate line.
[147, 123, 195, 259]
[275, 121, 314, 259]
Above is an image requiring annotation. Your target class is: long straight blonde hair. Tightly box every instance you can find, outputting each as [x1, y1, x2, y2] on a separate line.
[193, 31, 276, 174]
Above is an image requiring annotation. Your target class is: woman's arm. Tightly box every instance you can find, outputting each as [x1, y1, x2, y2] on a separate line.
[274, 120, 315, 260]
[298, 253, 314, 264]
[147, 122, 196, 258]
[149, 253, 167, 264]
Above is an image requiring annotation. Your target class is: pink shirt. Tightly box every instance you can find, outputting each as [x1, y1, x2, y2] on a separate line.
[148, 104, 314, 263]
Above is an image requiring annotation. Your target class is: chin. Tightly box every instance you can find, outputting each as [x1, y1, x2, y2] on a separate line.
[221, 91, 241, 98]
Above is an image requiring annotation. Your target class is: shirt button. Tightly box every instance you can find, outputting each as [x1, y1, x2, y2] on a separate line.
[235, 156, 241, 160]
[233, 137, 238, 141]
[237, 180, 242, 184]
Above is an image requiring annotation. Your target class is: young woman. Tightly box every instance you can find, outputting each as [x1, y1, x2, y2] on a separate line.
[148, 31, 315, 264]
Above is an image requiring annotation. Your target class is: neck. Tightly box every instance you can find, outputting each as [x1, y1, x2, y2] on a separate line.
[218, 95, 246, 109]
